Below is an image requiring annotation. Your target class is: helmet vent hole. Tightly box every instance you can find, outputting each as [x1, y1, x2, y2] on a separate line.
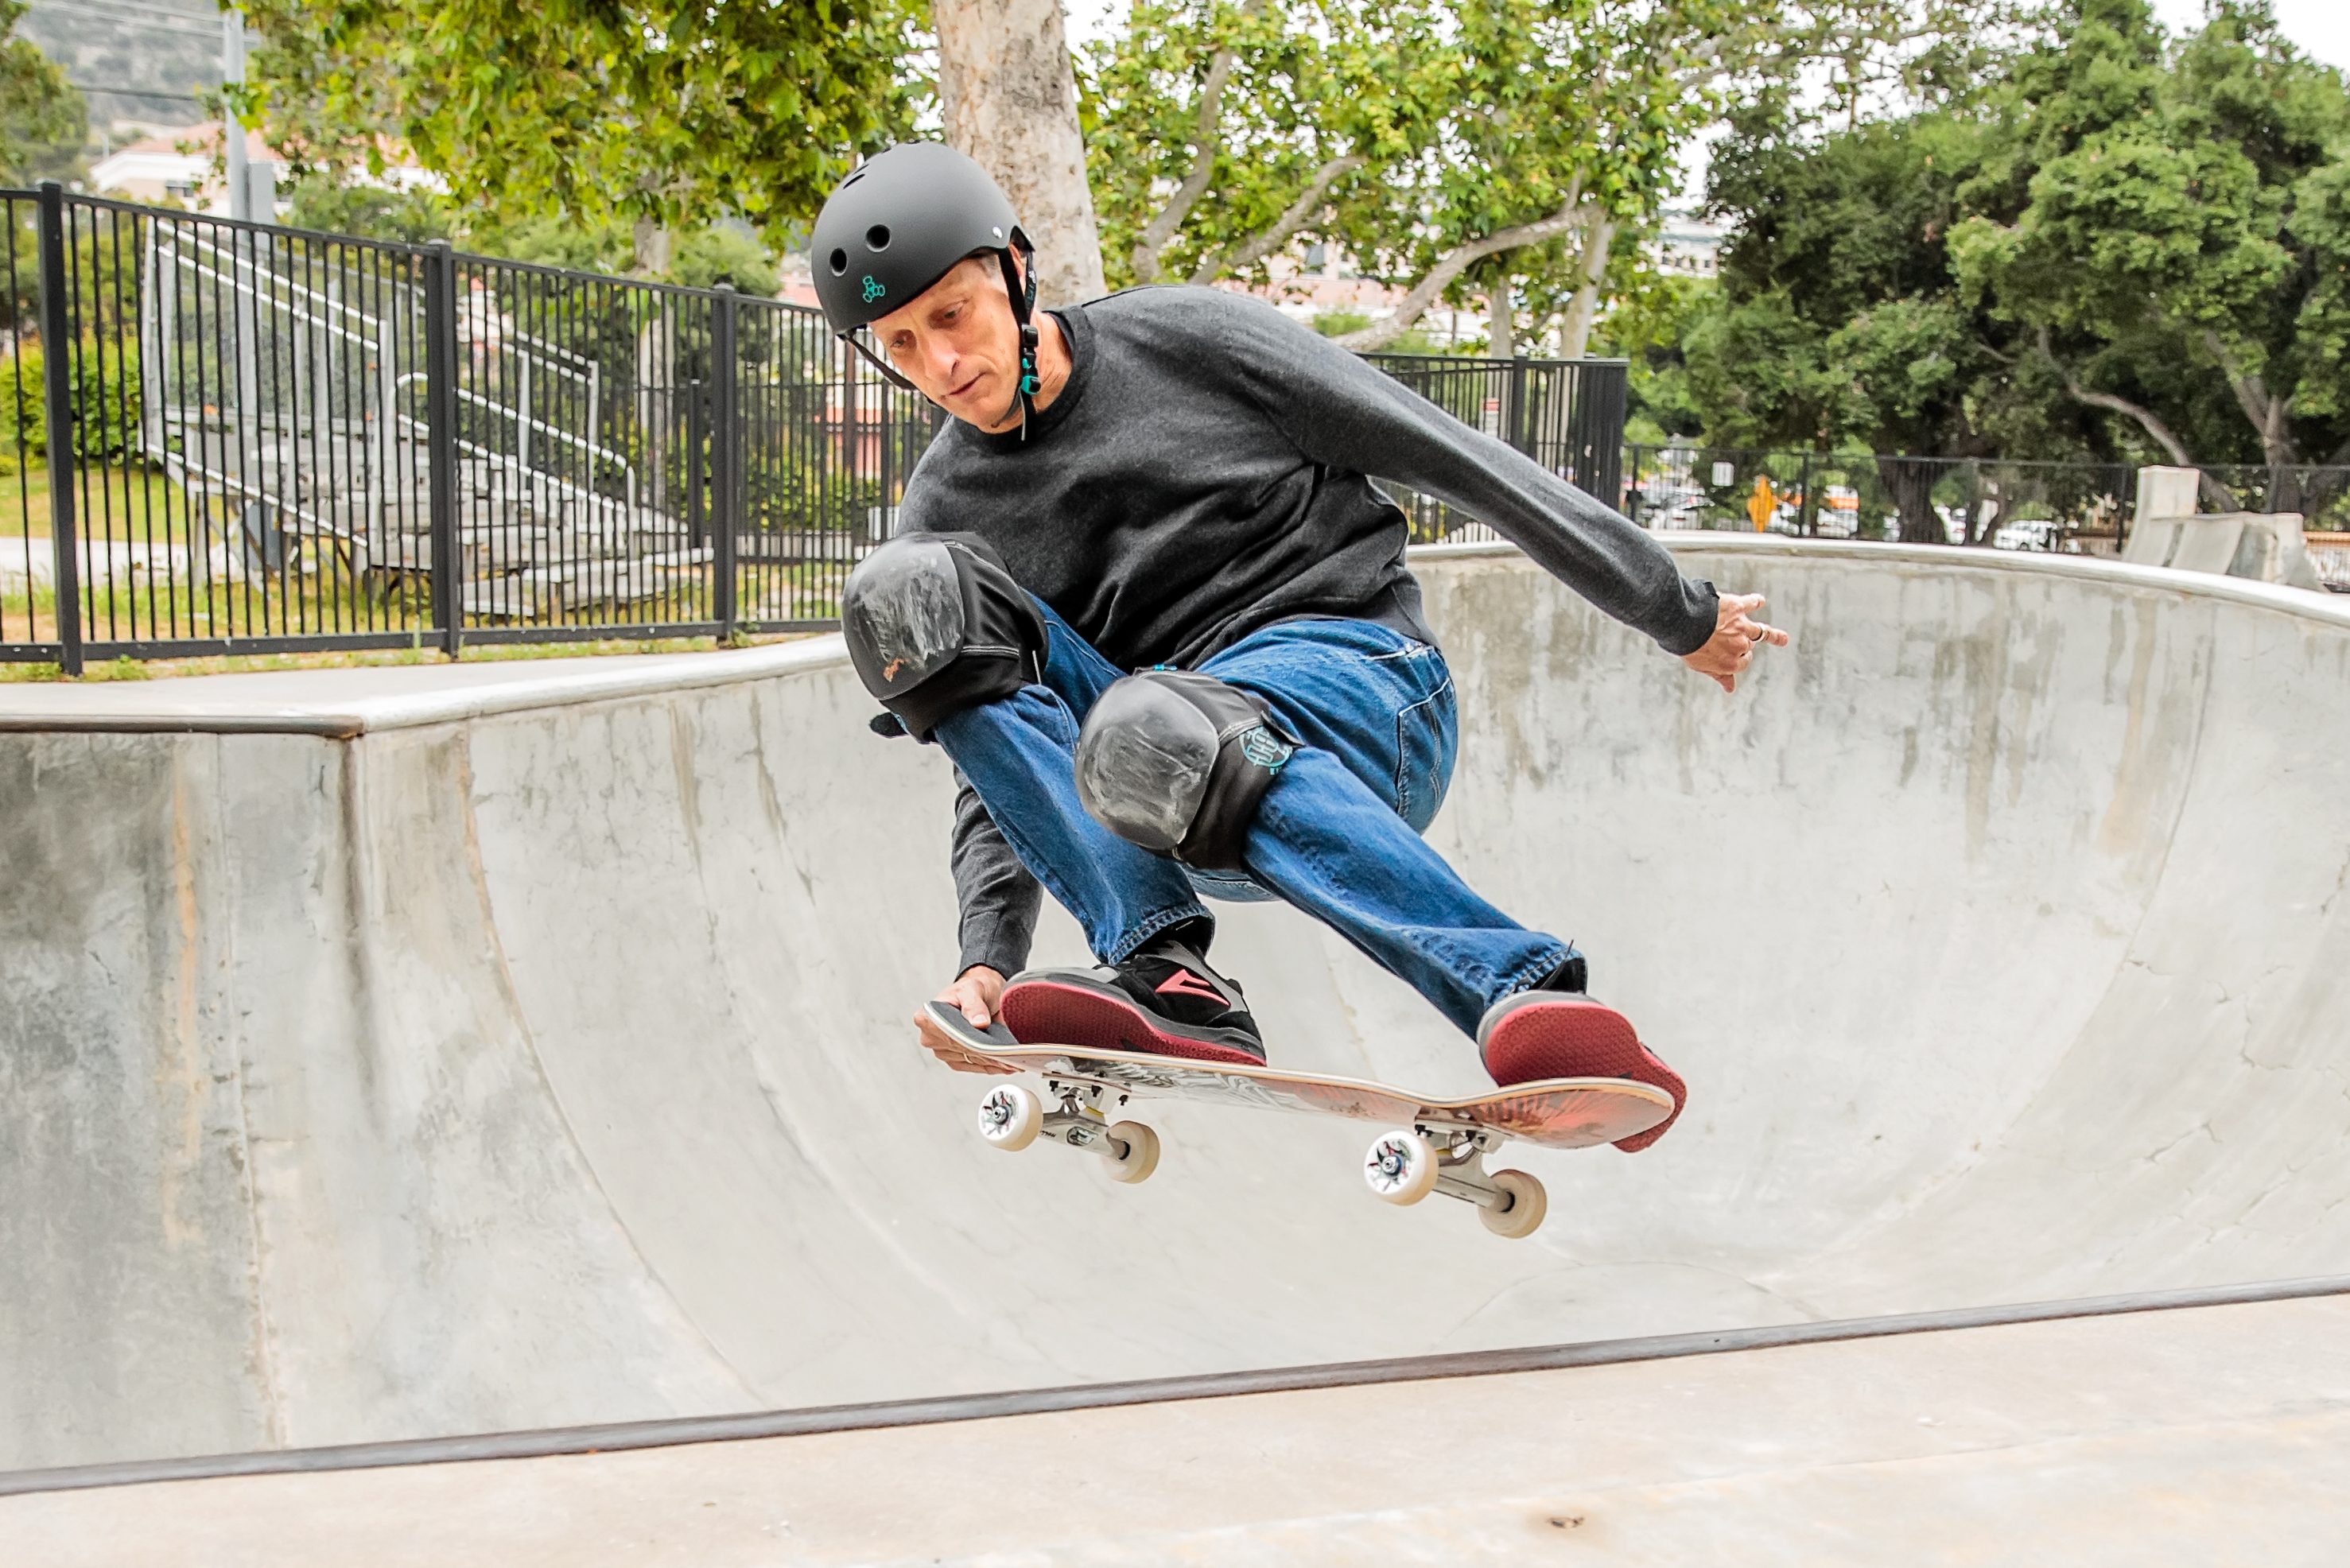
[865, 224, 891, 251]
[828, 248, 849, 276]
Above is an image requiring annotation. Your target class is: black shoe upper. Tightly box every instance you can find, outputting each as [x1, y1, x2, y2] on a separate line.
[1109, 936, 1263, 1053]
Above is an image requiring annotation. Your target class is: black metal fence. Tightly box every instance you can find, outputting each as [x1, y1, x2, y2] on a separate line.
[29, 184, 2336, 673]
[2, 184, 937, 673]
[2, 187, 1640, 673]
[1365, 352, 1627, 543]
[1622, 446, 2350, 575]
[1623, 446, 2140, 552]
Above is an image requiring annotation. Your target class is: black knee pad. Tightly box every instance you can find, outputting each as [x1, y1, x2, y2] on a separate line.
[841, 533, 1046, 740]
[1074, 670, 1298, 871]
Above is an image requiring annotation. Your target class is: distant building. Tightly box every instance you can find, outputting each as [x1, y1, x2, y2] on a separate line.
[88, 122, 282, 213]
[87, 122, 439, 219]
[1653, 204, 1725, 278]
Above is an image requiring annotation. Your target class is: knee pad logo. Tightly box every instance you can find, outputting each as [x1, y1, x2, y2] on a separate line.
[1239, 727, 1294, 770]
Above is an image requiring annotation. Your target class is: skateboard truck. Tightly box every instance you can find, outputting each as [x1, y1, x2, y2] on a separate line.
[1364, 1123, 1548, 1239]
[975, 1072, 1160, 1184]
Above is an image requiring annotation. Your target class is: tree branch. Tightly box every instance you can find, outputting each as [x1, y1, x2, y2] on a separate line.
[1132, 0, 1266, 284]
[1337, 184, 1589, 354]
[2041, 331, 2243, 506]
[2200, 328, 2300, 467]
[1187, 151, 1363, 285]
[2039, 327, 2195, 466]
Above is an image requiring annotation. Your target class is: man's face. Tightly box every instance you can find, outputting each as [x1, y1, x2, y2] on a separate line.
[870, 255, 1020, 430]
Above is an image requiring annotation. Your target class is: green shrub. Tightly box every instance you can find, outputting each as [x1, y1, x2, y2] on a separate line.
[0, 340, 144, 471]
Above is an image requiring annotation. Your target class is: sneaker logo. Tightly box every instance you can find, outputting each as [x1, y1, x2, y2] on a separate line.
[1155, 968, 1225, 1003]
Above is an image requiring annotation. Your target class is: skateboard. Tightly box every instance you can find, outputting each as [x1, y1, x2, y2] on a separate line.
[924, 1000, 1673, 1239]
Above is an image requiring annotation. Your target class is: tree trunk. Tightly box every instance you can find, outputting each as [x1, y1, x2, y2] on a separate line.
[934, 0, 1108, 307]
[1876, 456, 1945, 545]
[632, 219, 672, 278]
[1557, 217, 1615, 360]
[1485, 285, 1514, 359]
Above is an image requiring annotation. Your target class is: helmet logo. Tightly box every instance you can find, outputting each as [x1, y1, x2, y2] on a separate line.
[861, 275, 887, 304]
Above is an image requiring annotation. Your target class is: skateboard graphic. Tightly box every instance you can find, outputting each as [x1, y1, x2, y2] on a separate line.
[925, 1001, 1673, 1238]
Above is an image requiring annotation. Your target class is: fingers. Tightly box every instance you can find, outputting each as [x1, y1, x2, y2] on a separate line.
[1720, 591, 1766, 623]
[913, 1006, 1018, 1075]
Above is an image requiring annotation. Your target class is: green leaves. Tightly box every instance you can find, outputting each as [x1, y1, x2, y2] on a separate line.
[239, 0, 924, 252]
[1688, 0, 2350, 470]
[0, 0, 85, 184]
[1956, 0, 2350, 464]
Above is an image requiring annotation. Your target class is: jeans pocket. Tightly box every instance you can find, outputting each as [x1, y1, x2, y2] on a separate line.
[1393, 676, 1456, 832]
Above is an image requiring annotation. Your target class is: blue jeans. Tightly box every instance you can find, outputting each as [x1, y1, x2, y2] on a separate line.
[931, 601, 1575, 1037]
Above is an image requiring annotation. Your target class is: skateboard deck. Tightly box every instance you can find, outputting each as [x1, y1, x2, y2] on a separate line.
[924, 1000, 1672, 1151]
[925, 1000, 1668, 1239]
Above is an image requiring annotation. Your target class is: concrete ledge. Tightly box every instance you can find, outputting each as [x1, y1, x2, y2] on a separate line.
[8, 537, 2347, 738]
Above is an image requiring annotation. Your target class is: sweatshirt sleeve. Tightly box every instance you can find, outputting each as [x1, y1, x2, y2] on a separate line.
[1213, 294, 1719, 656]
[950, 770, 1041, 979]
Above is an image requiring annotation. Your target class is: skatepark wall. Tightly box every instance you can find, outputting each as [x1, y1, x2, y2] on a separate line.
[5, 539, 2350, 1473]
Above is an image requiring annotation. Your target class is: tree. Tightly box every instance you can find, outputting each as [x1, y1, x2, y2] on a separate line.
[1085, 1, 2018, 355]
[1949, 0, 2350, 496]
[237, 0, 921, 271]
[0, 0, 84, 185]
[1684, 107, 2056, 538]
[1591, 271, 1715, 444]
[934, 0, 1108, 305]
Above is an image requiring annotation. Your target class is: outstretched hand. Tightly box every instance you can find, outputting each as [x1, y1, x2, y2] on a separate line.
[915, 964, 1018, 1075]
[1681, 592, 1789, 693]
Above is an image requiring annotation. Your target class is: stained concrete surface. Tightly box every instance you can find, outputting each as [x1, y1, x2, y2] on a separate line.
[4, 538, 2349, 1481]
[8, 1293, 2347, 1564]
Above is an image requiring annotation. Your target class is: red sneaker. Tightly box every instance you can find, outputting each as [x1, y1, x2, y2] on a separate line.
[1476, 990, 1685, 1152]
[998, 937, 1265, 1065]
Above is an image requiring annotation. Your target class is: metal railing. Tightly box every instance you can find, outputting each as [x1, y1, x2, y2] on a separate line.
[1622, 447, 2350, 580]
[1623, 447, 2139, 553]
[4, 188, 1639, 673]
[2, 184, 939, 672]
[1364, 352, 1628, 542]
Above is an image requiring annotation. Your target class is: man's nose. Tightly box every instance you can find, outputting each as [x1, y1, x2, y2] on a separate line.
[919, 336, 961, 390]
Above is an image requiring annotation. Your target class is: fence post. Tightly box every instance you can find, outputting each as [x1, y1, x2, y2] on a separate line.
[709, 282, 740, 638]
[35, 183, 82, 676]
[1800, 450, 1816, 538]
[422, 240, 461, 658]
[1508, 354, 1529, 459]
[1964, 457, 1983, 545]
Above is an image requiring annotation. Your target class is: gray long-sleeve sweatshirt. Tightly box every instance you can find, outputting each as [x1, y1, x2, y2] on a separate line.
[894, 285, 1719, 978]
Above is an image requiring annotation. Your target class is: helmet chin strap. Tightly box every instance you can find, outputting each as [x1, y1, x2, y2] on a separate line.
[839, 236, 1043, 439]
[995, 234, 1041, 440]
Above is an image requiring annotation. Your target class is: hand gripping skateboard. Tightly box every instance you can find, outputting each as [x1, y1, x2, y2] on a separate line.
[923, 1001, 1673, 1239]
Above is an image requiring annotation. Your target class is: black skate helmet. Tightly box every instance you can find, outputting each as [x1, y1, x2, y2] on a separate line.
[810, 142, 1042, 432]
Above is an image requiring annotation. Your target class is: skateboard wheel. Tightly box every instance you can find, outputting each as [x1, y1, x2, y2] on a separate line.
[1479, 1169, 1548, 1239]
[977, 1084, 1042, 1151]
[1364, 1130, 1438, 1205]
[1104, 1120, 1159, 1183]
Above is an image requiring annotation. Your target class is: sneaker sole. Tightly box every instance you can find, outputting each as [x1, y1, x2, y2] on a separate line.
[1480, 998, 1685, 1153]
[999, 978, 1267, 1066]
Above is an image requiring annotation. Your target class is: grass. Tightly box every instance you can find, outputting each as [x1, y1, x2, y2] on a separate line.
[0, 628, 818, 682]
[2, 462, 196, 544]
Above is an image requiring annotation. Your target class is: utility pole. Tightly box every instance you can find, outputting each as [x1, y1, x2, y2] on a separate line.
[222, 6, 251, 221]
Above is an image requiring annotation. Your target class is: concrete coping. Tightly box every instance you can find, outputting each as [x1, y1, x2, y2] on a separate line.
[4, 534, 2344, 737]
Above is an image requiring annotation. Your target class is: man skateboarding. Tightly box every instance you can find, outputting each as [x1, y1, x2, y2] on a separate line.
[814, 144, 1783, 1151]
